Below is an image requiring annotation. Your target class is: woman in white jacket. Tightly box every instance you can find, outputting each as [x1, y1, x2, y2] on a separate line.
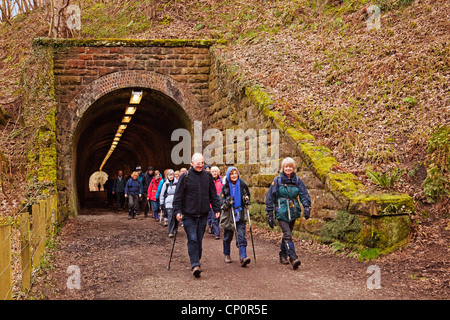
[159, 169, 178, 237]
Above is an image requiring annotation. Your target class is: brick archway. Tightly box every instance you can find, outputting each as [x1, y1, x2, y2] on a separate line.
[58, 70, 203, 215]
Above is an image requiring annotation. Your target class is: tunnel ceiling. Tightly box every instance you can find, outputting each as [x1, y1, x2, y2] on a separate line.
[74, 87, 191, 206]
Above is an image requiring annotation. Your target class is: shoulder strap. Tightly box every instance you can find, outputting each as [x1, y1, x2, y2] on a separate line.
[183, 169, 189, 190]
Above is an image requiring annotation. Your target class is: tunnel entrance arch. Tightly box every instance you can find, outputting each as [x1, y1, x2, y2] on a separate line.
[60, 70, 203, 214]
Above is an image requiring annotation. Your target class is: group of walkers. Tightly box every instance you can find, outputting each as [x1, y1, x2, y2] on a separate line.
[106, 153, 311, 278]
[107, 166, 186, 237]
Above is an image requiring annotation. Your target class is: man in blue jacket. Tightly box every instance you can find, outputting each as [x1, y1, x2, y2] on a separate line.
[173, 153, 221, 278]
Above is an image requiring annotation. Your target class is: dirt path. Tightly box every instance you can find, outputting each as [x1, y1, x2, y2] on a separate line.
[28, 208, 447, 300]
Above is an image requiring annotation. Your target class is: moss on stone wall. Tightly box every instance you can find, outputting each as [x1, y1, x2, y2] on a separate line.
[33, 37, 226, 48]
[21, 45, 58, 198]
[319, 209, 411, 251]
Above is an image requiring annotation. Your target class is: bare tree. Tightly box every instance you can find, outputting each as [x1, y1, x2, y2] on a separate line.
[0, 0, 45, 23]
[47, 0, 71, 38]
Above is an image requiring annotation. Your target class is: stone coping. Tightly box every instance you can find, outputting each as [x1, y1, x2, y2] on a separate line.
[32, 38, 226, 48]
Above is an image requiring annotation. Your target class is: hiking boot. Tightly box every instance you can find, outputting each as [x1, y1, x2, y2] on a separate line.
[290, 257, 301, 270]
[168, 233, 174, 238]
[192, 266, 201, 278]
[279, 252, 289, 265]
[240, 257, 251, 267]
[224, 255, 232, 263]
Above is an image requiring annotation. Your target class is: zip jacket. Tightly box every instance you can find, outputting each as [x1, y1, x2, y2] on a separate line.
[125, 178, 143, 196]
[265, 172, 311, 222]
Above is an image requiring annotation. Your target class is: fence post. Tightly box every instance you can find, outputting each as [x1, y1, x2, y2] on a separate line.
[38, 200, 46, 263]
[46, 197, 51, 237]
[31, 203, 40, 268]
[20, 212, 31, 293]
[54, 195, 58, 231]
[0, 223, 12, 300]
[50, 196, 56, 234]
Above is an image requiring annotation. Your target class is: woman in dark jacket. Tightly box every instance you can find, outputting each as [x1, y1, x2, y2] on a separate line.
[265, 157, 311, 269]
[219, 167, 251, 267]
[125, 171, 143, 220]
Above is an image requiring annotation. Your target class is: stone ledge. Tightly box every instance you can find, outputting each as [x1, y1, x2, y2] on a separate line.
[33, 38, 227, 48]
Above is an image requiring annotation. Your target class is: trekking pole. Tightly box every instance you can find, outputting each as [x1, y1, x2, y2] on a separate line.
[167, 219, 179, 270]
[231, 207, 239, 249]
[246, 207, 256, 263]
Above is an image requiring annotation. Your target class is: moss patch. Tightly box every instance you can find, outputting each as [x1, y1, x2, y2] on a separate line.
[299, 142, 338, 180]
[319, 210, 411, 251]
[33, 38, 226, 48]
[349, 193, 415, 216]
[319, 210, 363, 246]
[286, 127, 315, 142]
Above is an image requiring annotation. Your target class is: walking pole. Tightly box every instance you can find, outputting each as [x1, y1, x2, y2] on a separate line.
[246, 207, 256, 263]
[231, 208, 238, 245]
[167, 219, 179, 270]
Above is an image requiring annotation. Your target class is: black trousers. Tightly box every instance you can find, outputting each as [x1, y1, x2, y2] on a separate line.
[278, 219, 298, 259]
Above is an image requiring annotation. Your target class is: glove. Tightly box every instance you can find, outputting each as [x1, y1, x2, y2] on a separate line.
[267, 212, 275, 229]
[303, 207, 311, 220]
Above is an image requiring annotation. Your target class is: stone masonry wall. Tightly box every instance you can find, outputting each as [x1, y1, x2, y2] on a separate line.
[52, 44, 211, 108]
[34, 38, 218, 217]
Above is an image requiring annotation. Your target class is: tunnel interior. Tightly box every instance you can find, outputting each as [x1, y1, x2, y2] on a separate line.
[74, 87, 192, 209]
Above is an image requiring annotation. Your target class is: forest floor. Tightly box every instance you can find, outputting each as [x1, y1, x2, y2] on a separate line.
[25, 207, 449, 300]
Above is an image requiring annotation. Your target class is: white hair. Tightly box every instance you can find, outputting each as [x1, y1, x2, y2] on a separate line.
[211, 166, 220, 173]
[280, 157, 296, 172]
[191, 152, 204, 163]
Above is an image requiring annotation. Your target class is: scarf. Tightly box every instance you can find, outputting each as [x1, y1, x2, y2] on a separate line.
[226, 167, 242, 222]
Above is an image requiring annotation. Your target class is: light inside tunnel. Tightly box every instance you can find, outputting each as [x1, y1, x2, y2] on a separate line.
[74, 87, 191, 209]
[129, 90, 143, 104]
[125, 106, 136, 115]
[99, 104, 138, 172]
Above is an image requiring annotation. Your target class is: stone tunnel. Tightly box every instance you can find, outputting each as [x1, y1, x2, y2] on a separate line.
[29, 38, 414, 250]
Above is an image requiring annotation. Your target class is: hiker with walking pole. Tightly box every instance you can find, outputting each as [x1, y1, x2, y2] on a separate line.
[167, 219, 179, 270]
[265, 157, 311, 270]
[218, 167, 252, 267]
[172, 153, 221, 278]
